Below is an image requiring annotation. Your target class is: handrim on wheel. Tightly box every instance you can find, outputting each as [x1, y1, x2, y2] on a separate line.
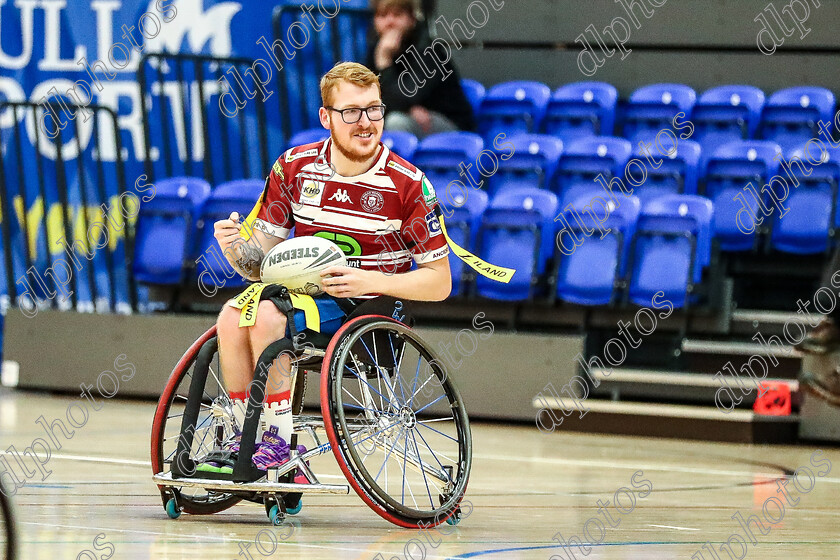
[321, 315, 472, 528]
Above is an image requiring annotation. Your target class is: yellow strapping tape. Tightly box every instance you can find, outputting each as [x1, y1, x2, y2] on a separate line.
[438, 214, 516, 284]
[230, 283, 321, 332]
[289, 293, 321, 333]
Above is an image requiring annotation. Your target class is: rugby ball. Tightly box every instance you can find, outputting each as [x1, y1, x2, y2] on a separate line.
[260, 236, 347, 295]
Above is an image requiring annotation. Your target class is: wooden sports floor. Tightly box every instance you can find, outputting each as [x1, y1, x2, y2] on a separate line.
[1, 389, 839, 560]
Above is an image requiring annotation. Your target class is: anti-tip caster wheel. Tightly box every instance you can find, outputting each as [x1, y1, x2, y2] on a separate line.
[165, 498, 181, 519]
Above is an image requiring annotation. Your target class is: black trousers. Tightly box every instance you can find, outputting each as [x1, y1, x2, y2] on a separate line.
[823, 245, 840, 322]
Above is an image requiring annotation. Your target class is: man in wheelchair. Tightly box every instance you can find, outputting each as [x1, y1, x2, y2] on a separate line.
[206, 62, 452, 474]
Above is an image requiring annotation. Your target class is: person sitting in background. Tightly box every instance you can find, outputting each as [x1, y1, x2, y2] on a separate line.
[366, 0, 475, 138]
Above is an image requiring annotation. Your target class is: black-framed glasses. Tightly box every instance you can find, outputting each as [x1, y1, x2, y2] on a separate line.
[325, 104, 386, 124]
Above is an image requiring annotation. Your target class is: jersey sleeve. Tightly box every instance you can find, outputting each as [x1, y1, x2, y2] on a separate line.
[400, 173, 449, 264]
[243, 156, 295, 240]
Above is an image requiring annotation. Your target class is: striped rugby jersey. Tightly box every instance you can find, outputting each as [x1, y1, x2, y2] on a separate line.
[248, 138, 449, 275]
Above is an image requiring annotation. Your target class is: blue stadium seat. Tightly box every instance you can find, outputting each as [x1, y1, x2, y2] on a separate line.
[487, 134, 563, 194]
[770, 145, 840, 254]
[693, 85, 765, 165]
[288, 128, 329, 148]
[412, 132, 484, 212]
[702, 141, 782, 252]
[133, 177, 211, 285]
[475, 188, 558, 300]
[630, 139, 701, 203]
[381, 130, 418, 160]
[478, 81, 552, 141]
[627, 195, 713, 308]
[543, 82, 618, 142]
[553, 136, 632, 206]
[460, 79, 486, 118]
[554, 194, 641, 305]
[193, 179, 267, 290]
[444, 189, 488, 296]
[621, 83, 697, 146]
[759, 87, 836, 152]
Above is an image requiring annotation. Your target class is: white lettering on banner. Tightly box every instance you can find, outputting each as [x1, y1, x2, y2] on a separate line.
[39, 0, 88, 71]
[0, 0, 36, 68]
[144, 0, 241, 57]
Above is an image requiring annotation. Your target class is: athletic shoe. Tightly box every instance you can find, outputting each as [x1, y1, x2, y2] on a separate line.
[252, 426, 292, 470]
[195, 433, 241, 475]
[795, 319, 840, 354]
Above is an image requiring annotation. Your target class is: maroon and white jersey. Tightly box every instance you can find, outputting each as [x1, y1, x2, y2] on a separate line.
[247, 139, 449, 274]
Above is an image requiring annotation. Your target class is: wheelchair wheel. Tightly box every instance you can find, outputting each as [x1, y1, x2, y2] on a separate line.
[321, 315, 472, 528]
[0, 478, 17, 560]
[151, 326, 241, 514]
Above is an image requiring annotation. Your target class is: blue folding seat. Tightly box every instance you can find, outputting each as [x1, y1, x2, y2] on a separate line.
[543, 82, 618, 142]
[487, 134, 563, 194]
[553, 136, 632, 206]
[693, 86, 765, 165]
[193, 179, 267, 290]
[630, 139, 701, 204]
[133, 177, 211, 285]
[412, 132, 484, 212]
[444, 189, 488, 296]
[381, 130, 418, 160]
[703, 141, 782, 251]
[770, 145, 840, 254]
[475, 188, 558, 301]
[478, 81, 551, 141]
[621, 84, 697, 146]
[554, 194, 640, 305]
[759, 87, 835, 152]
[288, 128, 329, 148]
[460, 79, 486, 118]
[627, 195, 713, 308]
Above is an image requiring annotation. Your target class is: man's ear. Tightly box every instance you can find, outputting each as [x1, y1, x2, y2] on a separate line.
[319, 107, 330, 129]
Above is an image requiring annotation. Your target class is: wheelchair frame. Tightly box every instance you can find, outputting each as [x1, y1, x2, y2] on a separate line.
[151, 291, 472, 528]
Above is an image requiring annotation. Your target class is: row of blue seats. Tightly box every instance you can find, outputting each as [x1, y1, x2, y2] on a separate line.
[287, 129, 839, 256]
[453, 81, 837, 155]
[134, 177, 821, 307]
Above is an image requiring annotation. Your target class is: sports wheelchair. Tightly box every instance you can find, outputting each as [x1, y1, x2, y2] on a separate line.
[151, 290, 472, 528]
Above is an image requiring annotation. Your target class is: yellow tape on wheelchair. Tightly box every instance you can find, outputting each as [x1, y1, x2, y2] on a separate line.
[230, 283, 321, 332]
[438, 214, 516, 283]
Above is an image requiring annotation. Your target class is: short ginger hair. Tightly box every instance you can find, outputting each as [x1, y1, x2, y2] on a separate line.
[319, 62, 382, 107]
[370, 0, 417, 15]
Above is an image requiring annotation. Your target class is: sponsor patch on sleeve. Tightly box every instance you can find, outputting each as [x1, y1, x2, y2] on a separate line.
[272, 160, 284, 181]
[424, 210, 442, 237]
[421, 175, 437, 208]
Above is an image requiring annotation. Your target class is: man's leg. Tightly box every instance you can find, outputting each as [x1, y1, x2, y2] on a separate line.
[384, 111, 423, 136]
[426, 111, 459, 136]
[798, 245, 840, 353]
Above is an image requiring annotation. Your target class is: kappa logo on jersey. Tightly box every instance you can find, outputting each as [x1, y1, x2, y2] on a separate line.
[425, 211, 442, 237]
[267, 246, 321, 266]
[361, 190, 385, 213]
[328, 189, 352, 203]
[299, 180, 325, 206]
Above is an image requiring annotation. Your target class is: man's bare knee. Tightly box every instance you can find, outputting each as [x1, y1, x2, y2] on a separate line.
[217, 305, 244, 341]
[250, 302, 287, 342]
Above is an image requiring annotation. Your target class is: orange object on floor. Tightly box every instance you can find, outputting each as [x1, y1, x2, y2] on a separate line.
[753, 382, 792, 415]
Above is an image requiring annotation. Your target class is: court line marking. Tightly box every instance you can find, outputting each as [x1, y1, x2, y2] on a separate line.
[472, 453, 840, 483]
[648, 524, 700, 531]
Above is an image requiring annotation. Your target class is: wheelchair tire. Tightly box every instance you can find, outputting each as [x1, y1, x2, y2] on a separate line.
[0, 478, 16, 560]
[151, 326, 242, 515]
[321, 315, 472, 528]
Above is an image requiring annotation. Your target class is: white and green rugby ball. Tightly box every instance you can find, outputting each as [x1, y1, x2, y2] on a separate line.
[260, 236, 347, 296]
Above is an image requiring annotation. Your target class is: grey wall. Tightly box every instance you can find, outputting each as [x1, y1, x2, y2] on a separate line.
[3, 309, 583, 422]
[431, 0, 840, 95]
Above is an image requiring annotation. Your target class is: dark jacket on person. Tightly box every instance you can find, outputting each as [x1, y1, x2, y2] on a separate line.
[366, 25, 476, 131]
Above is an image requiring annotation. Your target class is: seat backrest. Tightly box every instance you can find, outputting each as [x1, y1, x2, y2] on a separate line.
[694, 85, 765, 139]
[381, 131, 419, 160]
[446, 189, 488, 295]
[622, 83, 697, 144]
[288, 128, 329, 149]
[703, 140, 782, 193]
[489, 134, 563, 194]
[460, 79, 486, 117]
[555, 136, 632, 202]
[760, 87, 836, 151]
[631, 139, 702, 200]
[545, 81, 618, 140]
[413, 132, 485, 192]
[478, 81, 552, 140]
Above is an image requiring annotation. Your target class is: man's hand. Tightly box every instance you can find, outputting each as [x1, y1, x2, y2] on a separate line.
[320, 266, 377, 298]
[214, 212, 264, 279]
[374, 28, 403, 69]
[410, 106, 432, 134]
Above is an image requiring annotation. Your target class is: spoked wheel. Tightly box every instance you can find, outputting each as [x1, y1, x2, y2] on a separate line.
[321, 316, 472, 528]
[0, 478, 17, 560]
[151, 326, 241, 514]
